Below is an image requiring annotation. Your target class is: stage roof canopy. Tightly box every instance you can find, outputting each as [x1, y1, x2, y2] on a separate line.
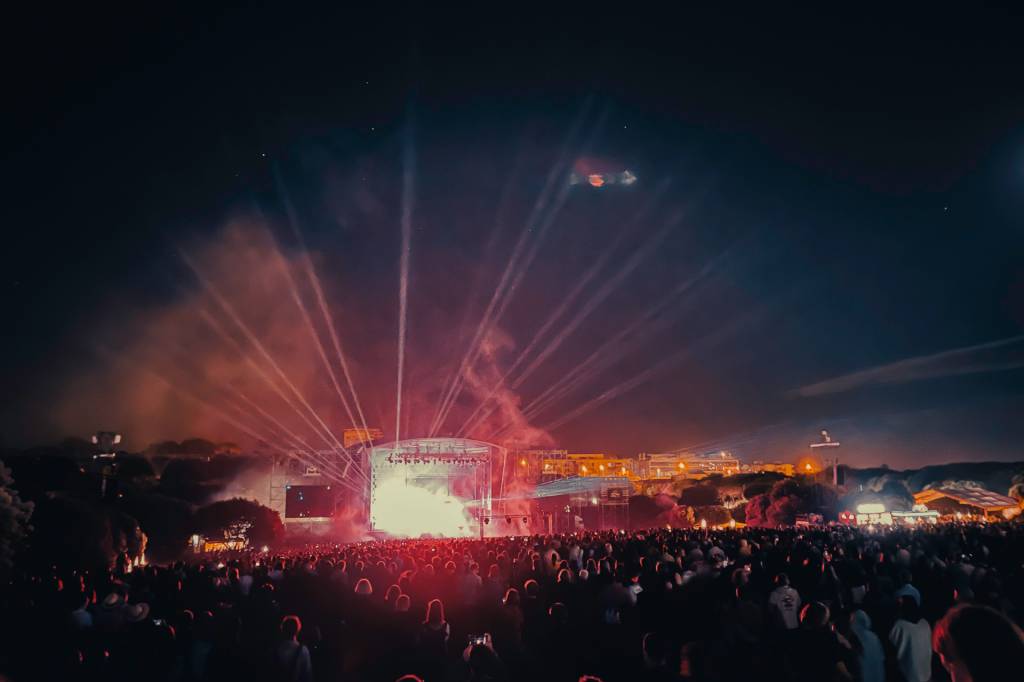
[914, 485, 1018, 512]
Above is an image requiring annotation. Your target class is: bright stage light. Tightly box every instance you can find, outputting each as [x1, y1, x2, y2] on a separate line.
[371, 478, 475, 538]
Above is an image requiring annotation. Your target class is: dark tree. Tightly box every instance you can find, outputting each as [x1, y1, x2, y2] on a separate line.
[744, 494, 771, 526]
[744, 479, 840, 526]
[57, 437, 95, 457]
[109, 509, 147, 561]
[0, 461, 33, 576]
[743, 482, 774, 499]
[148, 441, 183, 456]
[694, 505, 732, 526]
[195, 498, 283, 548]
[677, 484, 721, 507]
[179, 438, 217, 456]
[628, 495, 664, 529]
[4, 455, 84, 500]
[119, 492, 195, 562]
[114, 455, 156, 481]
[158, 459, 210, 502]
[721, 472, 786, 487]
[29, 495, 115, 570]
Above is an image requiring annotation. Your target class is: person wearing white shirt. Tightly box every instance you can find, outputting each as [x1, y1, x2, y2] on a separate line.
[768, 573, 801, 630]
[889, 596, 932, 682]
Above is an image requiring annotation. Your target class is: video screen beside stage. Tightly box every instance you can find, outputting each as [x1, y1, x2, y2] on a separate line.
[285, 485, 335, 518]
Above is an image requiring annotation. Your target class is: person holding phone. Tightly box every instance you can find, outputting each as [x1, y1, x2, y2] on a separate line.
[462, 634, 508, 682]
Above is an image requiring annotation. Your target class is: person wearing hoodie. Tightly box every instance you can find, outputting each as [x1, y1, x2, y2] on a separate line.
[848, 609, 885, 682]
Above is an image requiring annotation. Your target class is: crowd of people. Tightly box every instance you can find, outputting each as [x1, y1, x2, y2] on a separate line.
[3, 523, 1024, 681]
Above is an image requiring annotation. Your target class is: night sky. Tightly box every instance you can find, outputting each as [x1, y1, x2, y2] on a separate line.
[3, 5, 1024, 468]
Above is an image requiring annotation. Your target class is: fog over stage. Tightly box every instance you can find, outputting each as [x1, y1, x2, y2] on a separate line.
[368, 437, 502, 537]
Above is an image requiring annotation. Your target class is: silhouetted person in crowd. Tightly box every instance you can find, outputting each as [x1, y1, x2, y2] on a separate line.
[415, 598, 450, 679]
[788, 601, 854, 682]
[932, 603, 1024, 682]
[640, 632, 675, 682]
[493, 587, 524, 657]
[8, 522, 1024, 682]
[889, 595, 932, 682]
[848, 609, 885, 682]
[274, 615, 312, 682]
[768, 572, 801, 630]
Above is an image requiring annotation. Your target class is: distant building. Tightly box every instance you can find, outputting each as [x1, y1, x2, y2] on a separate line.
[510, 450, 635, 480]
[637, 452, 741, 479]
[569, 453, 634, 478]
[636, 452, 689, 479]
[510, 448, 747, 490]
[511, 449, 569, 479]
[748, 461, 795, 477]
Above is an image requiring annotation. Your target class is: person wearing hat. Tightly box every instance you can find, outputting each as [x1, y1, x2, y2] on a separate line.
[123, 602, 151, 624]
[94, 590, 127, 632]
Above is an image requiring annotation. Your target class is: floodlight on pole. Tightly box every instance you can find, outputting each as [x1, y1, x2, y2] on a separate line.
[809, 430, 840, 449]
[91, 431, 122, 498]
[809, 430, 841, 486]
[92, 431, 122, 459]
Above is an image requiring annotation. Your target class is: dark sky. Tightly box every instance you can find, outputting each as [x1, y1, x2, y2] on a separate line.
[3, 4, 1024, 468]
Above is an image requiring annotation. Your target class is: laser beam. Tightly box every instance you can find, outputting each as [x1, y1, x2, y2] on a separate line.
[179, 249, 355, 465]
[395, 113, 415, 441]
[274, 168, 374, 442]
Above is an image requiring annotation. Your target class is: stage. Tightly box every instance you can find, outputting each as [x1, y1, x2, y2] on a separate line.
[367, 437, 502, 537]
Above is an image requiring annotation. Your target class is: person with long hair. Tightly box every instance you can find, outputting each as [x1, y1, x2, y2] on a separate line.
[417, 598, 450, 657]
